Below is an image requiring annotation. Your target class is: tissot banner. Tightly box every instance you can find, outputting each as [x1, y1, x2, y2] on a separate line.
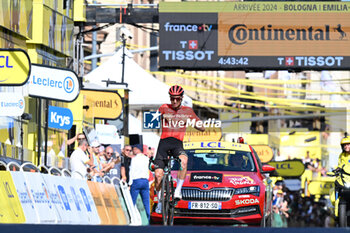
[159, 2, 350, 70]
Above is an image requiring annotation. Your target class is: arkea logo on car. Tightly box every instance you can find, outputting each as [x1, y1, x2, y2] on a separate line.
[143, 111, 161, 129]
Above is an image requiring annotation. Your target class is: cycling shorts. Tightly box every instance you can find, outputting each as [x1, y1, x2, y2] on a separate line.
[154, 137, 186, 170]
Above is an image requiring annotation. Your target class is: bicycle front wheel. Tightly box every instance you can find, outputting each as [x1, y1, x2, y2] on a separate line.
[161, 174, 170, 225]
[167, 177, 175, 226]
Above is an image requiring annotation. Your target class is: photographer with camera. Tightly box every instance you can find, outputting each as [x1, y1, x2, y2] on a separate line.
[102, 146, 122, 179]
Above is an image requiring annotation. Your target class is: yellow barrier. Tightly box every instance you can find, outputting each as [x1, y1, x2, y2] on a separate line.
[0, 171, 25, 223]
[87, 181, 110, 225]
[96, 182, 119, 225]
[106, 184, 128, 225]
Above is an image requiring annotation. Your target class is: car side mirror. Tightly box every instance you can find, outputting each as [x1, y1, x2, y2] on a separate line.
[262, 164, 275, 174]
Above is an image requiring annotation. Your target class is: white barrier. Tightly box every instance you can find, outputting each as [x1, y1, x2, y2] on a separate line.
[10, 171, 58, 223]
[20, 162, 40, 172]
[48, 166, 62, 176]
[112, 178, 131, 224]
[119, 181, 142, 226]
[103, 176, 112, 184]
[22, 172, 59, 223]
[37, 165, 49, 173]
[5, 161, 20, 171]
[61, 169, 71, 177]
[41, 174, 77, 224]
[70, 178, 101, 225]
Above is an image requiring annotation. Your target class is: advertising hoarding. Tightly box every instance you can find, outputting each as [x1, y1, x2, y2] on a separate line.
[28, 64, 80, 102]
[0, 49, 31, 85]
[0, 171, 26, 223]
[48, 106, 73, 130]
[159, 2, 350, 70]
[81, 90, 123, 120]
[0, 93, 25, 117]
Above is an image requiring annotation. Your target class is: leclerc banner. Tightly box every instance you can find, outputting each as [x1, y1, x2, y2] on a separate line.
[0, 93, 25, 117]
[28, 64, 80, 102]
[159, 2, 350, 70]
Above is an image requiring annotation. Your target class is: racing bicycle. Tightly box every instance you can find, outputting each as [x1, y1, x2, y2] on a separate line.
[162, 155, 181, 225]
[150, 154, 181, 225]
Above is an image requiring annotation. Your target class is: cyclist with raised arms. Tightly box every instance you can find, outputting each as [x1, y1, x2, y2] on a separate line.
[154, 85, 205, 214]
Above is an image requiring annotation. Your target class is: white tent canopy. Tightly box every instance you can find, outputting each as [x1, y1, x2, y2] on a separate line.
[84, 48, 192, 109]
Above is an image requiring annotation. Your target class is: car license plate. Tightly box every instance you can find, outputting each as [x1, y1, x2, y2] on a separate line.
[189, 202, 221, 210]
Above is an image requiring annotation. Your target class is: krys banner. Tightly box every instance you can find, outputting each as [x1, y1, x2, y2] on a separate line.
[159, 1, 350, 70]
[48, 106, 73, 130]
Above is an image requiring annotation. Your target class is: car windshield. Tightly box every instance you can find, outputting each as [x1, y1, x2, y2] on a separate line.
[172, 149, 256, 172]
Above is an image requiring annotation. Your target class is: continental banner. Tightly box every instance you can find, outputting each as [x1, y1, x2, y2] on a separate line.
[0, 171, 25, 223]
[81, 90, 123, 120]
[252, 145, 273, 163]
[184, 125, 222, 142]
[268, 160, 305, 177]
[159, 2, 350, 70]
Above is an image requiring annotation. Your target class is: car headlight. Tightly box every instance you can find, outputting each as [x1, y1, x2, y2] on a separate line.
[234, 186, 260, 196]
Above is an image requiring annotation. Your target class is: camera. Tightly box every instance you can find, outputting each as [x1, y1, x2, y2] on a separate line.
[119, 26, 133, 40]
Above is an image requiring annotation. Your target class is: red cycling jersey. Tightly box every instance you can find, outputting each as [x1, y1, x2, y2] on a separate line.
[159, 104, 201, 141]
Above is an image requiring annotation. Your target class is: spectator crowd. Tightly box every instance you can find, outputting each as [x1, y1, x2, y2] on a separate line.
[271, 180, 334, 228]
[69, 133, 154, 222]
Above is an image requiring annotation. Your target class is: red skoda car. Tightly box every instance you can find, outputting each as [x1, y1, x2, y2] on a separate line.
[150, 141, 275, 226]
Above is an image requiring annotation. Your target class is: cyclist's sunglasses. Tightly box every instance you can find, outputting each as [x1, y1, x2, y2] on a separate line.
[170, 96, 182, 101]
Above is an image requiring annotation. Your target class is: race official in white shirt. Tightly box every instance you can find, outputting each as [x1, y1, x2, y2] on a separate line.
[129, 144, 150, 222]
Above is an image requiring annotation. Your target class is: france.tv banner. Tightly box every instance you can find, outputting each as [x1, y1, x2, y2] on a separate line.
[48, 106, 73, 130]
